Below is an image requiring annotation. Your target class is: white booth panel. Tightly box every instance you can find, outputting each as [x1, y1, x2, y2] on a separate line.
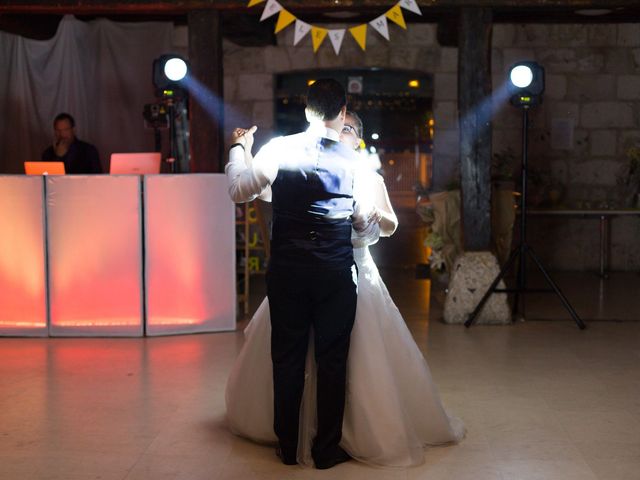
[0, 176, 48, 336]
[144, 174, 236, 335]
[46, 176, 143, 336]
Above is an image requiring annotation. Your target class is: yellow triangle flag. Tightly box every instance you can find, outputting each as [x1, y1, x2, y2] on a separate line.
[349, 24, 367, 51]
[247, 0, 265, 7]
[275, 10, 296, 33]
[311, 26, 328, 52]
[386, 4, 407, 29]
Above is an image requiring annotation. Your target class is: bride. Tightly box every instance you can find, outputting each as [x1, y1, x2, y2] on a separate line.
[225, 112, 465, 467]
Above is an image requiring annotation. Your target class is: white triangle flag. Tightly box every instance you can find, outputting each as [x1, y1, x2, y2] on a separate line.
[328, 29, 346, 55]
[260, 0, 282, 21]
[399, 0, 422, 16]
[369, 15, 390, 40]
[293, 19, 311, 45]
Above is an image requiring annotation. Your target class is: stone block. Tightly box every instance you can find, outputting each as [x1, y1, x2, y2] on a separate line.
[587, 24, 617, 47]
[565, 74, 615, 101]
[433, 127, 459, 157]
[224, 102, 253, 132]
[538, 49, 577, 73]
[633, 49, 640, 71]
[287, 46, 317, 70]
[618, 24, 640, 46]
[172, 25, 188, 48]
[224, 47, 265, 75]
[589, 130, 618, 157]
[618, 130, 640, 154]
[431, 154, 459, 190]
[546, 102, 580, 123]
[434, 73, 457, 101]
[517, 24, 587, 47]
[408, 24, 437, 47]
[434, 101, 458, 129]
[617, 75, 640, 99]
[605, 49, 633, 74]
[414, 47, 439, 71]
[252, 101, 274, 131]
[502, 48, 536, 71]
[237, 74, 273, 101]
[389, 46, 419, 69]
[443, 252, 511, 325]
[223, 75, 237, 102]
[581, 102, 634, 128]
[264, 46, 291, 72]
[438, 47, 458, 73]
[545, 74, 567, 99]
[576, 50, 605, 73]
[570, 159, 620, 186]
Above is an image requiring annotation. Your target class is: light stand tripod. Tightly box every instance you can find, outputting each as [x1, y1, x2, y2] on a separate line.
[464, 105, 586, 329]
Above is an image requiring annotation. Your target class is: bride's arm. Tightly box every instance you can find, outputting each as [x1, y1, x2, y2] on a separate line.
[374, 175, 398, 237]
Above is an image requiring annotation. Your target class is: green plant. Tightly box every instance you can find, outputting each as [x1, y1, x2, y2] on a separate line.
[617, 146, 640, 207]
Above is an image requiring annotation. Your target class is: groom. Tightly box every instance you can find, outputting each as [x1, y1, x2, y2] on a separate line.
[226, 79, 375, 469]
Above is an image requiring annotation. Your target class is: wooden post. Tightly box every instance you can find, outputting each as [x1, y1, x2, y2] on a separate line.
[458, 7, 493, 251]
[188, 9, 224, 172]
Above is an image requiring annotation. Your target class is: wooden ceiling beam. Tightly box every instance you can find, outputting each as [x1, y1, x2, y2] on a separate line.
[1, 0, 639, 15]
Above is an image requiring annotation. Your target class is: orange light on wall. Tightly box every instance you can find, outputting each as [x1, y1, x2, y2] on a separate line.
[46, 176, 144, 336]
[144, 175, 236, 336]
[0, 177, 48, 336]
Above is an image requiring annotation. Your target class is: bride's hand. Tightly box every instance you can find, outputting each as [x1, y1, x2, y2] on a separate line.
[368, 206, 383, 224]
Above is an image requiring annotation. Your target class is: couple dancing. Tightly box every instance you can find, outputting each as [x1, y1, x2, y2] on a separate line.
[225, 79, 464, 469]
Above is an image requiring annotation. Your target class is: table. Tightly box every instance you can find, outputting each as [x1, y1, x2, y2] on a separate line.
[525, 209, 640, 278]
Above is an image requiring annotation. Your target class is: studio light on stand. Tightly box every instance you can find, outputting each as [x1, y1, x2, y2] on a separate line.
[145, 54, 191, 173]
[465, 61, 585, 330]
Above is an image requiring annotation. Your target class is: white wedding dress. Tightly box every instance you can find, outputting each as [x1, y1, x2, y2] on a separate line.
[225, 172, 465, 467]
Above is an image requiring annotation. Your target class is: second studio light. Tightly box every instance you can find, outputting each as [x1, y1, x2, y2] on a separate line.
[153, 54, 190, 94]
[508, 61, 545, 107]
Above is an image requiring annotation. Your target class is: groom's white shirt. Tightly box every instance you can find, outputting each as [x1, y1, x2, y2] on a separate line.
[226, 125, 378, 235]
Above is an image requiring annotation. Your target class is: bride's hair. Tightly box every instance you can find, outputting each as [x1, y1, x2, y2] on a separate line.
[346, 111, 363, 138]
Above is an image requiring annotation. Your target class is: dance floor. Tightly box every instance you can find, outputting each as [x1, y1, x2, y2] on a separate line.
[1, 266, 639, 479]
[1, 202, 639, 479]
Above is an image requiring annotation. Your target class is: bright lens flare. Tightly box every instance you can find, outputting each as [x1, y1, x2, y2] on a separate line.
[164, 58, 188, 81]
[510, 65, 533, 88]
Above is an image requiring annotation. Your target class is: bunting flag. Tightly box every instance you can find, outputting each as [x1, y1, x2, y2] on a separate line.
[275, 9, 296, 33]
[386, 4, 407, 29]
[293, 19, 312, 45]
[399, 0, 422, 16]
[260, 0, 282, 21]
[349, 24, 368, 51]
[249, 1, 422, 54]
[328, 29, 346, 55]
[369, 15, 390, 40]
[311, 26, 328, 52]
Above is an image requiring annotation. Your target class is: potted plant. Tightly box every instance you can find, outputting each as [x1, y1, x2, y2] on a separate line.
[617, 145, 640, 208]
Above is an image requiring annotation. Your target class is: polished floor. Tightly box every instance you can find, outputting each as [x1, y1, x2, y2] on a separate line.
[1, 203, 639, 479]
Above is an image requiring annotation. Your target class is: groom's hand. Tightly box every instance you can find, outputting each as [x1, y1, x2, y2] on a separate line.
[232, 126, 258, 150]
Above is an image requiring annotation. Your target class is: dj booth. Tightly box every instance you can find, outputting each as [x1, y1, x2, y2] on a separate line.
[0, 174, 236, 337]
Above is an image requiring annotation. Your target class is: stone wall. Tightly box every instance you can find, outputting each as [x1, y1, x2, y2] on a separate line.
[220, 22, 640, 270]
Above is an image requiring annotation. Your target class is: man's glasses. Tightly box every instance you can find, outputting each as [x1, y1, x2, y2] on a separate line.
[341, 124, 357, 136]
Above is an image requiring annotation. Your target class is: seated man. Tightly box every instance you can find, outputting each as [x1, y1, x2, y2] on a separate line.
[42, 113, 102, 174]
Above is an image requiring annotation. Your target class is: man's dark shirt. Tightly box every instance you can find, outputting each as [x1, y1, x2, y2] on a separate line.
[42, 139, 102, 174]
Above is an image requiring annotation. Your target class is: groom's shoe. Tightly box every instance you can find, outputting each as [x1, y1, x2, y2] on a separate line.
[314, 447, 351, 470]
[275, 447, 297, 466]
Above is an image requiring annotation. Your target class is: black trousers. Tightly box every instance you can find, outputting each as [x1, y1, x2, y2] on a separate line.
[266, 264, 357, 463]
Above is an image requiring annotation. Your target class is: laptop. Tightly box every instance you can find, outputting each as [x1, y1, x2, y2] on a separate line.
[24, 161, 66, 175]
[109, 152, 161, 174]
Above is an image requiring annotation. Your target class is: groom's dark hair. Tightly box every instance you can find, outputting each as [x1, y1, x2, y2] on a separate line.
[306, 78, 346, 121]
